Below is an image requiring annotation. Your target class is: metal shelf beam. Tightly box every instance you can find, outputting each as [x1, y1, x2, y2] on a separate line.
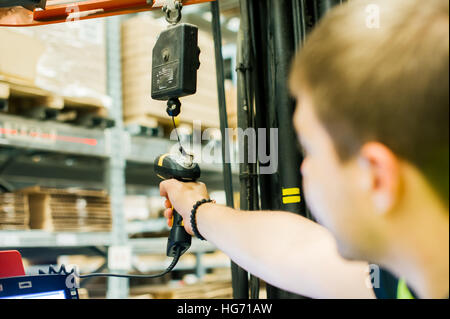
[0, 113, 110, 158]
[130, 238, 217, 255]
[126, 219, 169, 234]
[0, 113, 238, 176]
[0, 231, 215, 255]
[0, 231, 111, 248]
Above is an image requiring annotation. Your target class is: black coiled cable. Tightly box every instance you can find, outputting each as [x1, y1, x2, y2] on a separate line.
[79, 247, 182, 279]
[43, 246, 183, 280]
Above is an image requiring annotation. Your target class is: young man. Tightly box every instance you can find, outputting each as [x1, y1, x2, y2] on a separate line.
[160, 0, 449, 299]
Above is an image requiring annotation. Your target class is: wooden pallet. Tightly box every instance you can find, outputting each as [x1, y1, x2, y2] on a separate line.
[0, 77, 114, 128]
[124, 115, 166, 137]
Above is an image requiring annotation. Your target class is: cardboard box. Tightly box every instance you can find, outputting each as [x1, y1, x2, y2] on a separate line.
[0, 29, 45, 84]
[131, 252, 232, 299]
[121, 15, 223, 129]
[124, 195, 150, 221]
[20, 186, 112, 232]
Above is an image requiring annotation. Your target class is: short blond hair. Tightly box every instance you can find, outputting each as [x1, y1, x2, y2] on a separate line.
[290, 0, 449, 203]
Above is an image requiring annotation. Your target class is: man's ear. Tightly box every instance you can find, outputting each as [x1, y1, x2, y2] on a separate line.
[358, 142, 401, 215]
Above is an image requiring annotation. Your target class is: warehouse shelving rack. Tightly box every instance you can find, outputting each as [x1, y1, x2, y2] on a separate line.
[0, 15, 235, 299]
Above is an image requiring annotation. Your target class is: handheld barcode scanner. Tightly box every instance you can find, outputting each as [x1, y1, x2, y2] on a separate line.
[155, 153, 201, 257]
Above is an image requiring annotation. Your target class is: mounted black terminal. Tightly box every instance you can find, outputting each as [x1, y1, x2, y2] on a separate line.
[151, 23, 201, 109]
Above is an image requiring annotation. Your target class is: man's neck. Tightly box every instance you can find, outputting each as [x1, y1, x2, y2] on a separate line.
[383, 169, 449, 298]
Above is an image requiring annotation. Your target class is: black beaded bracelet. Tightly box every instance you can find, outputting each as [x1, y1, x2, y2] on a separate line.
[190, 199, 215, 241]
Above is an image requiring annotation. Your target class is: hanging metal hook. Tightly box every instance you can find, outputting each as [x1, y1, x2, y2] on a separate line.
[162, 0, 183, 25]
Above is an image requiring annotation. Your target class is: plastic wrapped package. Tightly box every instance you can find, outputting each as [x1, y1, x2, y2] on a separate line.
[3, 19, 111, 109]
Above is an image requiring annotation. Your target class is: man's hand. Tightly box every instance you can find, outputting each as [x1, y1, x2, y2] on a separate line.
[159, 179, 210, 235]
[0, 7, 33, 25]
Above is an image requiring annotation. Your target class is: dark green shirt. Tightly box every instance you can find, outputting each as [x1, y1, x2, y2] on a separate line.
[372, 268, 417, 299]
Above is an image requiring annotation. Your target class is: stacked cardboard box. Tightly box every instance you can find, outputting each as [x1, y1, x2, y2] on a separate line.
[0, 193, 29, 230]
[122, 15, 221, 129]
[130, 267, 233, 299]
[124, 195, 165, 221]
[20, 186, 112, 232]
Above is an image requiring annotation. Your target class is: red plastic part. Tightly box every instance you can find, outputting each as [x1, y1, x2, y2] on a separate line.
[0, 250, 26, 278]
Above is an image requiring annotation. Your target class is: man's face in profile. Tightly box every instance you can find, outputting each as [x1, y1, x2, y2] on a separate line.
[293, 90, 384, 261]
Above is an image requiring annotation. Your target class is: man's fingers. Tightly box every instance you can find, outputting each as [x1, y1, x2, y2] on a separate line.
[159, 179, 179, 197]
[164, 207, 173, 220]
[164, 199, 172, 209]
[159, 180, 169, 197]
[165, 207, 174, 227]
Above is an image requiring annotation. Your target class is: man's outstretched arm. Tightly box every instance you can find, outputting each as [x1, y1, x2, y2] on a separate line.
[160, 179, 375, 299]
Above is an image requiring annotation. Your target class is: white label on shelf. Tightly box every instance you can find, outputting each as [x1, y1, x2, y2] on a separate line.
[0, 234, 20, 247]
[56, 234, 78, 246]
[108, 246, 132, 271]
